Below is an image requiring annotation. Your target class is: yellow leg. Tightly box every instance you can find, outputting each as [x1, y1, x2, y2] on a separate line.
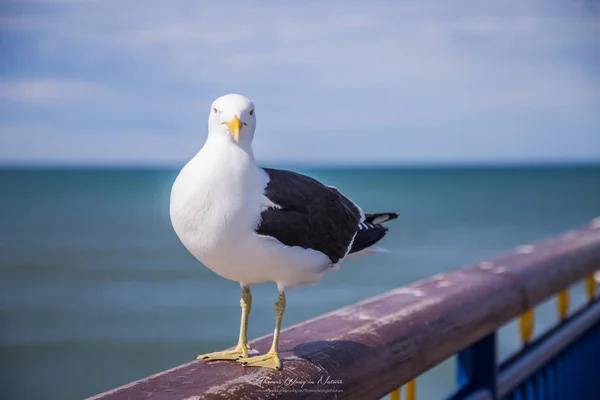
[237, 290, 285, 370]
[198, 284, 252, 361]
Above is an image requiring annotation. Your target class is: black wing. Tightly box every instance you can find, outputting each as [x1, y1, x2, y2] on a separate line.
[349, 212, 399, 254]
[257, 168, 362, 264]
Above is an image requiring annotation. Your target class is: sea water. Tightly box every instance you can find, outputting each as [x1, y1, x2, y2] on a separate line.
[1, 166, 599, 399]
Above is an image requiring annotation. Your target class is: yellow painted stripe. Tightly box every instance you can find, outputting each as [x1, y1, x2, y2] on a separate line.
[406, 379, 416, 400]
[557, 289, 570, 320]
[586, 275, 597, 301]
[519, 309, 534, 344]
[389, 387, 400, 400]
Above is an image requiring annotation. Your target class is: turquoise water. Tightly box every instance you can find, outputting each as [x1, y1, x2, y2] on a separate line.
[1, 166, 599, 400]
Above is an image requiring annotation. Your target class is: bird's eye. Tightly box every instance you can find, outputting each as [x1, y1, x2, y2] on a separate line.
[212, 108, 218, 114]
[249, 109, 254, 116]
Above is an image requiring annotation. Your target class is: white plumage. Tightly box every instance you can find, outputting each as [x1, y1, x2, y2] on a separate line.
[170, 131, 331, 290]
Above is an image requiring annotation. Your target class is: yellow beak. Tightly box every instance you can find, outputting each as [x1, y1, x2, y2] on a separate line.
[223, 115, 242, 142]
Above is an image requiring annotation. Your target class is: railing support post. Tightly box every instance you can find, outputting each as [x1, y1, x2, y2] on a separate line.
[456, 333, 498, 400]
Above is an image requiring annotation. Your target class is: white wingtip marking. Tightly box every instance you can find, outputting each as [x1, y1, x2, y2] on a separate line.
[372, 215, 388, 224]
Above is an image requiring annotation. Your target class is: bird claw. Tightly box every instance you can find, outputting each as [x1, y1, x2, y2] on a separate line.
[197, 347, 248, 361]
[236, 352, 281, 370]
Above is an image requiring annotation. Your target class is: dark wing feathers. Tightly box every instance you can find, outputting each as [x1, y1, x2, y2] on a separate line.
[257, 168, 397, 264]
[349, 223, 388, 254]
[257, 168, 361, 264]
[349, 213, 399, 253]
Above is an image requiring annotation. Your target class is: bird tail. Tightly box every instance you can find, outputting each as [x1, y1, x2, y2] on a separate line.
[348, 212, 399, 256]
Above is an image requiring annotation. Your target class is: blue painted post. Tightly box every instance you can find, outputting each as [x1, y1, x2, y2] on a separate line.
[556, 354, 565, 399]
[535, 366, 545, 400]
[524, 379, 535, 399]
[456, 333, 498, 399]
[547, 361, 556, 400]
[593, 324, 600, 399]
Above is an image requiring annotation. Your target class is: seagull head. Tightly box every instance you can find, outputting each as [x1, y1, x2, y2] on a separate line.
[208, 94, 256, 143]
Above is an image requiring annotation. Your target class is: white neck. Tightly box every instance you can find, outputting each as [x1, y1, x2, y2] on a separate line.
[203, 132, 255, 161]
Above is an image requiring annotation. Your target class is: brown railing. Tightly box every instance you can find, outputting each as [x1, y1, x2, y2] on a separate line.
[89, 220, 600, 400]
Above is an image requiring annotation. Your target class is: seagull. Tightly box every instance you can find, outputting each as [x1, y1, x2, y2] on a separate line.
[170, 94, 398, 370]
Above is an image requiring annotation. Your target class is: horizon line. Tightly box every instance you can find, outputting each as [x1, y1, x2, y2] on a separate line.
[1, 159, 599, 170]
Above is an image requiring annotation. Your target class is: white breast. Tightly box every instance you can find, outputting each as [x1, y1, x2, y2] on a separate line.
[170, 137, 332, 290]
[170, 137, 262, 250]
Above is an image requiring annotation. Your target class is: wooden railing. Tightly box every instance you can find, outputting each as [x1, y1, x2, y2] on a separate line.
[89, 218, 600, 400]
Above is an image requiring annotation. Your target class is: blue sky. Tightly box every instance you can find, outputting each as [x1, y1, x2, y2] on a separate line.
[0, 0, 599, 166]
